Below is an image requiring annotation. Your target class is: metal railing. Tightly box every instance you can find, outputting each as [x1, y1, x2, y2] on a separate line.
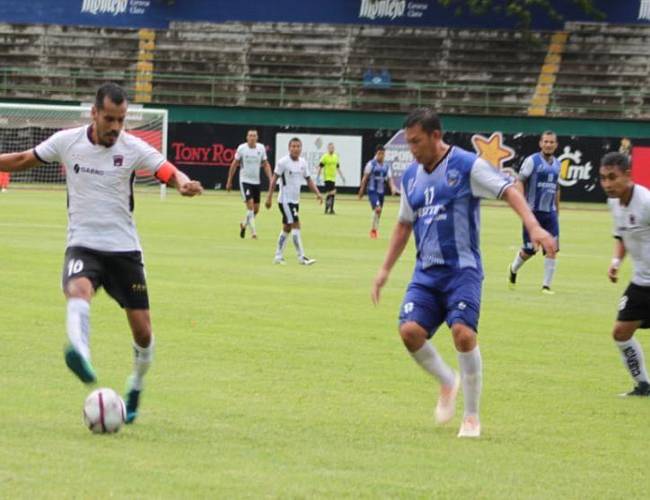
[0, 66, 648, 118]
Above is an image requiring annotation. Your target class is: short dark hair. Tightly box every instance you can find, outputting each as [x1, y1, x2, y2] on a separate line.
[601, 152, 630, 172]
[95, 83, 127, 109]
[289, 137, 301, 145]
[403, 108, 442, 134]
[375, 145, 385, 152]
[541, 130, 556, 138]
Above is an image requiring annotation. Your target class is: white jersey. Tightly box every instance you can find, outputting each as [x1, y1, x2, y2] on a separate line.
[608, 184, 650, 286]
[235, 142, 267, 185]
[274, 154, 310, 204]
[34, 125, 166, 252]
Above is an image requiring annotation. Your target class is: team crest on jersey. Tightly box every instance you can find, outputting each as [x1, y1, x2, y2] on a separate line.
[113, 155, 124, 167]
[630, 214, 636, 225]
[446, 169, 460, 187]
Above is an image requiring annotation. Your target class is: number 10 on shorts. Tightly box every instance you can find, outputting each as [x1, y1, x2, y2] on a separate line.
[67, 259, 84, 276]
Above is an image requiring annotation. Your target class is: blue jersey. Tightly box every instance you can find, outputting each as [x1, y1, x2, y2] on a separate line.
[399, 146, 512, 285]
[364, 159, 392, 194]
[518, 153, 560, 213]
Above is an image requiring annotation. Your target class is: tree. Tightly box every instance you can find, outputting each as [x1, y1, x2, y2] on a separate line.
[437, 0, 605, 29]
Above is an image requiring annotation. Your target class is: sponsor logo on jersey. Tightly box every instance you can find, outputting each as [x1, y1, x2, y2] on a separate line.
[73, 163, 105, 176]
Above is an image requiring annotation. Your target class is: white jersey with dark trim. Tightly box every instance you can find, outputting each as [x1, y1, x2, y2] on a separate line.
[608, 184, 650, 286]
[275, 154, 310, 204]
[235, 143, 267, 185]
[34, 125, 166, 252]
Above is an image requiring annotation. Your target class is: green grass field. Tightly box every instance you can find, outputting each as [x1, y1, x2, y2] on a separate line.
[1, 188, 648, 498]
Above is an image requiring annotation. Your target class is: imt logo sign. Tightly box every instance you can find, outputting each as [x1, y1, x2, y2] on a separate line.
[557, 146, 596, 191]
[81, 0, 128, 15]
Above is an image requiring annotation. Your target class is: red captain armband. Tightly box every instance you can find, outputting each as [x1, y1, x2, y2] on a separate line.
[155, 161, 178, 184]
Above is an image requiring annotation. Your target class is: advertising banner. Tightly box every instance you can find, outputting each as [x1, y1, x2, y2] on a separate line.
[168, 121, 649, 202]
[1, 0, 648, 29]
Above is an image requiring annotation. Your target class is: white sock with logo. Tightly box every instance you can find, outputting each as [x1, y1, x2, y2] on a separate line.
[511, 252, 526, 273]
[410, 342, 456, 387]
[543, 257, 556, 288]
[131, 336, 154, 391]
[372, 212, 380, 231]
[247, 210, 256, 235]
[291, 228, 305, 259]
[458, 346, 482, 418]
[66, 298, 91, 360]
[275, 231, 289, 259]
[616, 338, 650, 384]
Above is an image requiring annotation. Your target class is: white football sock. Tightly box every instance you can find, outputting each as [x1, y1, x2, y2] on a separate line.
[543, 257, 556, 288]
[275, 231, 289, 259]
[410, 342, 456, 387]
[616, 338, 650, 384]
[458, 346, 482, 418]
[291, 228, 305, 259]
[247, 210, 256, 235]
[372, 212, 380, 231]
[511, 252, 526, 273]
[131, 336, 155, 391]
[66, 298, 91, 360]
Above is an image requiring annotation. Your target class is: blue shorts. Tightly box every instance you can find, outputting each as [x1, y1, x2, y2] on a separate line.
[368, 191, 385, 209]
[522, 211, 559, 255]
[398, 267, 482, 337]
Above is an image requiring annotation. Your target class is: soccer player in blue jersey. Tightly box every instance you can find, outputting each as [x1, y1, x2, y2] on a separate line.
[358, 145, 397, 239]
[508, 131, 561, 294]
[371, 108, 556, 438]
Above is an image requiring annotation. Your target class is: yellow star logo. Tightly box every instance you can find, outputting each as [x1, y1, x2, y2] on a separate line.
[471, 132, 515, 169]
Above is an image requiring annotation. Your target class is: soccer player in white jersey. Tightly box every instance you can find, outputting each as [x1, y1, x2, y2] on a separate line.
[508, 131, 561, 294]
[226, 129, 272, 239]
[265, 137, 323, 265]
[371, 108, 555, 437]
[600, 152, 650, 396]
[0, 83, 203, 423]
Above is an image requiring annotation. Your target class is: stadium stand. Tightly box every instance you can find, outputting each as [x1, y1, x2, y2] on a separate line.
[0, 21, 648, 118]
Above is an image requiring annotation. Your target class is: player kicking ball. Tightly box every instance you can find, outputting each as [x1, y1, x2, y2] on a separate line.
[0, 83, 203, 423]
[371, 109, 555, 437]
[265, 137, 322, 265]
[600, 152, 650, 396]
[358, 145, 397, 239]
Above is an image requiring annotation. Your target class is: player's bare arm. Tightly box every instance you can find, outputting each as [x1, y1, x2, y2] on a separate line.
[371, 221, 412, 304]
[265, 173, 278, 209]
[226, 159, 240, 191]
[165, 165, 203, 197]
[389, 177, 398, 195]
[337, 166, 346, 184]
[263, 160, 273, 192]
[608, 238, 626, 283]
[556, 187, 561, 214]
[502, 185, 556, 258]
[307, 178, 323, 204]
[358, 173, 369, 199]
[0, 149, 43, 172]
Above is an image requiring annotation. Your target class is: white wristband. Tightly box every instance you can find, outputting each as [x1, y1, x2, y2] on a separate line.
[611, 258, 621, 269]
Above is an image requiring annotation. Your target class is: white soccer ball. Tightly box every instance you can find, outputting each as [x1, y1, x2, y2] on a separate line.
[83, 388, 125, 434]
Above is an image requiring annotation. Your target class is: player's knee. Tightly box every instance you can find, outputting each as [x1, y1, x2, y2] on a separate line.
[65, 278, 94, 301]
[375, 206, 382, 215]
[612, 324, 634, 342]
[451, 324, 476, 352]
[399, 323, 427, 351]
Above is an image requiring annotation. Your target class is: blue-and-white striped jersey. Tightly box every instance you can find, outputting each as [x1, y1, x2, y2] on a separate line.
[399, 146, 513, 283]
[364, 159, 392, 194]
[518, 153, 560, 213]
